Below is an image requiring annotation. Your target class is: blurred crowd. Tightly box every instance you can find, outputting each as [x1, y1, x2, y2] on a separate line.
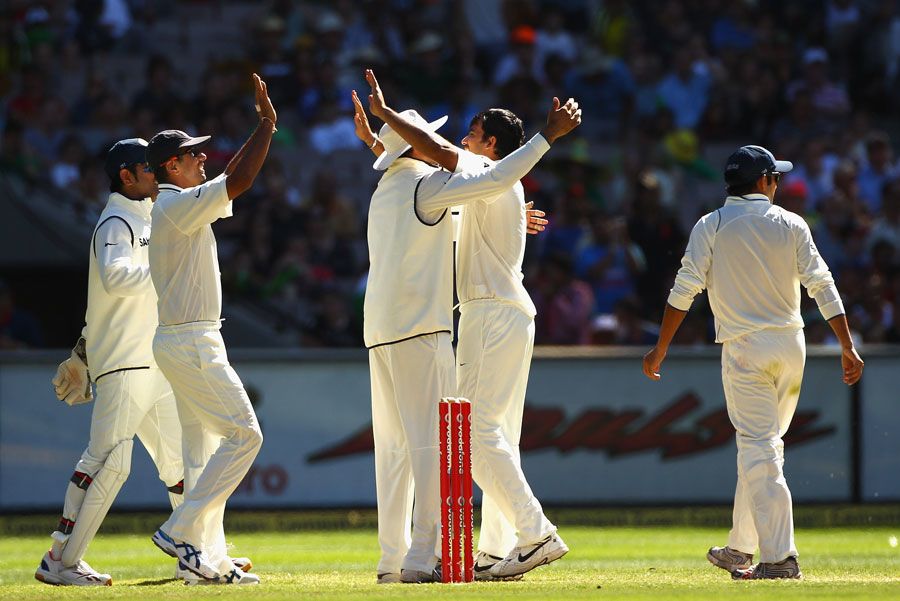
[2, 0, 900, 348]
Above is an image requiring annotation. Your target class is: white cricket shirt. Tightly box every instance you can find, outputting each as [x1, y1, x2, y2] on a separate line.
[149, 173, 232, 326]
[416, 134, 552, 317]
[84, 192, 158, 379]
[363, 158, 455, 348]
[668, 194, 845, 342]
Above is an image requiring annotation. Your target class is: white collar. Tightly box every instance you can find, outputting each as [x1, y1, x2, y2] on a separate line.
[724, 193, 771, 205]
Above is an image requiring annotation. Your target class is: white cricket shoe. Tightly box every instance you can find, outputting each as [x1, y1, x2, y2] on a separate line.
[473, 551, 503, 580]
[473, 551, 524, 581]
[489, 533, 568, 578]
[183, 566, 260, 586]
[35, 551, 112, 586]
[152, 529, 218, 580]
[151, 528, 177, 557]
[176, 556, 253, 580]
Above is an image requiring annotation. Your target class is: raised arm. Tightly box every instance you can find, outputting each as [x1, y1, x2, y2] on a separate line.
[351, 89, 385, 158]
[413, 97, 583, 213]
[366, 69, 460, 171]
[225, 73, 277, 200]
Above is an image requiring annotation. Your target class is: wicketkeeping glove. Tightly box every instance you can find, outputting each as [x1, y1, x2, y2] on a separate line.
[51, 337, 93, 406]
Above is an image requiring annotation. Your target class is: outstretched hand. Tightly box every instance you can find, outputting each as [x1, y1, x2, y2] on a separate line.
[541, 97, 581, 144]
[352, 89, 375, 144]
[253, 73, 277, 125]
[525, 201, 548, 235]
[365, 69, 389, 119]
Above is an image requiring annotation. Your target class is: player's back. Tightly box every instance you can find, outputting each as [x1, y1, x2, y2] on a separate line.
[364, 158, 454, 348]
[707, 198, 806, 341]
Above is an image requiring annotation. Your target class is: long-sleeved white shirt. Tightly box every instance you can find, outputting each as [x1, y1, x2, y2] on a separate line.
[150, 173, 232, 326]
[415, 134, 551, 317]
[668, 194, 844, 342]
[363, 158, 455, 348]
[84, 192, 158, 379]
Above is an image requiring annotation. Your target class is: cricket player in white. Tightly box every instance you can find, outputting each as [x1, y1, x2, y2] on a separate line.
[146, 73, 277, 585]
[642, 145, 864, 580]
[36, 139, 184, 586]
[352, 102, 456, 584]
[358, 69, 581, 580]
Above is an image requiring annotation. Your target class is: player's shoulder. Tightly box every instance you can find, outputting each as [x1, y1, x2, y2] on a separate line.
[457, 149, 493, 172]
[768, 204, 809, 231]
[96, 194, 140, 227]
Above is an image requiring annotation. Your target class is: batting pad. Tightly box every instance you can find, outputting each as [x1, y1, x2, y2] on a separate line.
[61, 439, 133, 566]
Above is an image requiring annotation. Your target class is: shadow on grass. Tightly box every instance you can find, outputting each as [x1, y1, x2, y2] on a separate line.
[135, 578, 176, 586]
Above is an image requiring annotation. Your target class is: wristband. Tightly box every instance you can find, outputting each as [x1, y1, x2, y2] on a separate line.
[260, 116, 277, 132]
[369, 136, 380, 149]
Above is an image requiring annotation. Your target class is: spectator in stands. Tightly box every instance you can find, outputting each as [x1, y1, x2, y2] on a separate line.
[608, 296, 658, 346]
[567, 47, 635, 137]
[535, 8, 577, 67]
[23, 96, 69, 166]
[857, 131, 898, 213]
[657, 46, 712, 130]
[575, 213, 645, 315]
[532, 253, 595, 345]
[51, 133, 87, 190]
[494, 25, 544, 86]
[131, 55, 183, 123]
[401, 31, 457, 108]
[868, 178, 900, 262]
[786, 138, 839, 211]
[0, 121, 40, 180]
[627, 170, 686, 316]
[786, 48, 851, 118]
[251, 16, 294, 106]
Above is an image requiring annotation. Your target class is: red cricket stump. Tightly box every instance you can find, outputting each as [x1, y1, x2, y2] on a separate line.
[450, 399, 463, 581]
[439, 397, 474, 583]
[460, 399, 474, 582]
[439, 398, 453, 583]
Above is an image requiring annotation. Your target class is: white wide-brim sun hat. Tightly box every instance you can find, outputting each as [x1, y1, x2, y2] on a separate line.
[373, 110, 449, 171]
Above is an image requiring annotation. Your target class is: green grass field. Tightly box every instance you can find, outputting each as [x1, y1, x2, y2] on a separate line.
[2, 523, 898, 601]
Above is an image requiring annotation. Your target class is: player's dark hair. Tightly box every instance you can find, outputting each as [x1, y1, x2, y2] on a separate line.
[153, 164, 172, 185]
[110, 164, 139, 193]
[470, 108, 525, 159]
[726, 180, 760, 196]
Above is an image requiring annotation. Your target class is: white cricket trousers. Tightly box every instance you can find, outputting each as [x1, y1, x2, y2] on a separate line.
[60, 368, 183, 563]
[457, 301, 555, 556]
[76, 368, 183, 488]
[153, 322, 262, 555]
[369, 332, 456, 574]
[722, 327, 805, 563]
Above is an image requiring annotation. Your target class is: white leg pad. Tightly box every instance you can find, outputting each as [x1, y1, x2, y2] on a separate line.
[61, 439, 132, 566]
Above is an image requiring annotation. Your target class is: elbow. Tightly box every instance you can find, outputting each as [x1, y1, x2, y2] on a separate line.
[225, 174, 252, 199]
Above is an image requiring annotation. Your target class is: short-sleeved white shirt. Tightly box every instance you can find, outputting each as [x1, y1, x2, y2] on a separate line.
[149, 173, 232, 326]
